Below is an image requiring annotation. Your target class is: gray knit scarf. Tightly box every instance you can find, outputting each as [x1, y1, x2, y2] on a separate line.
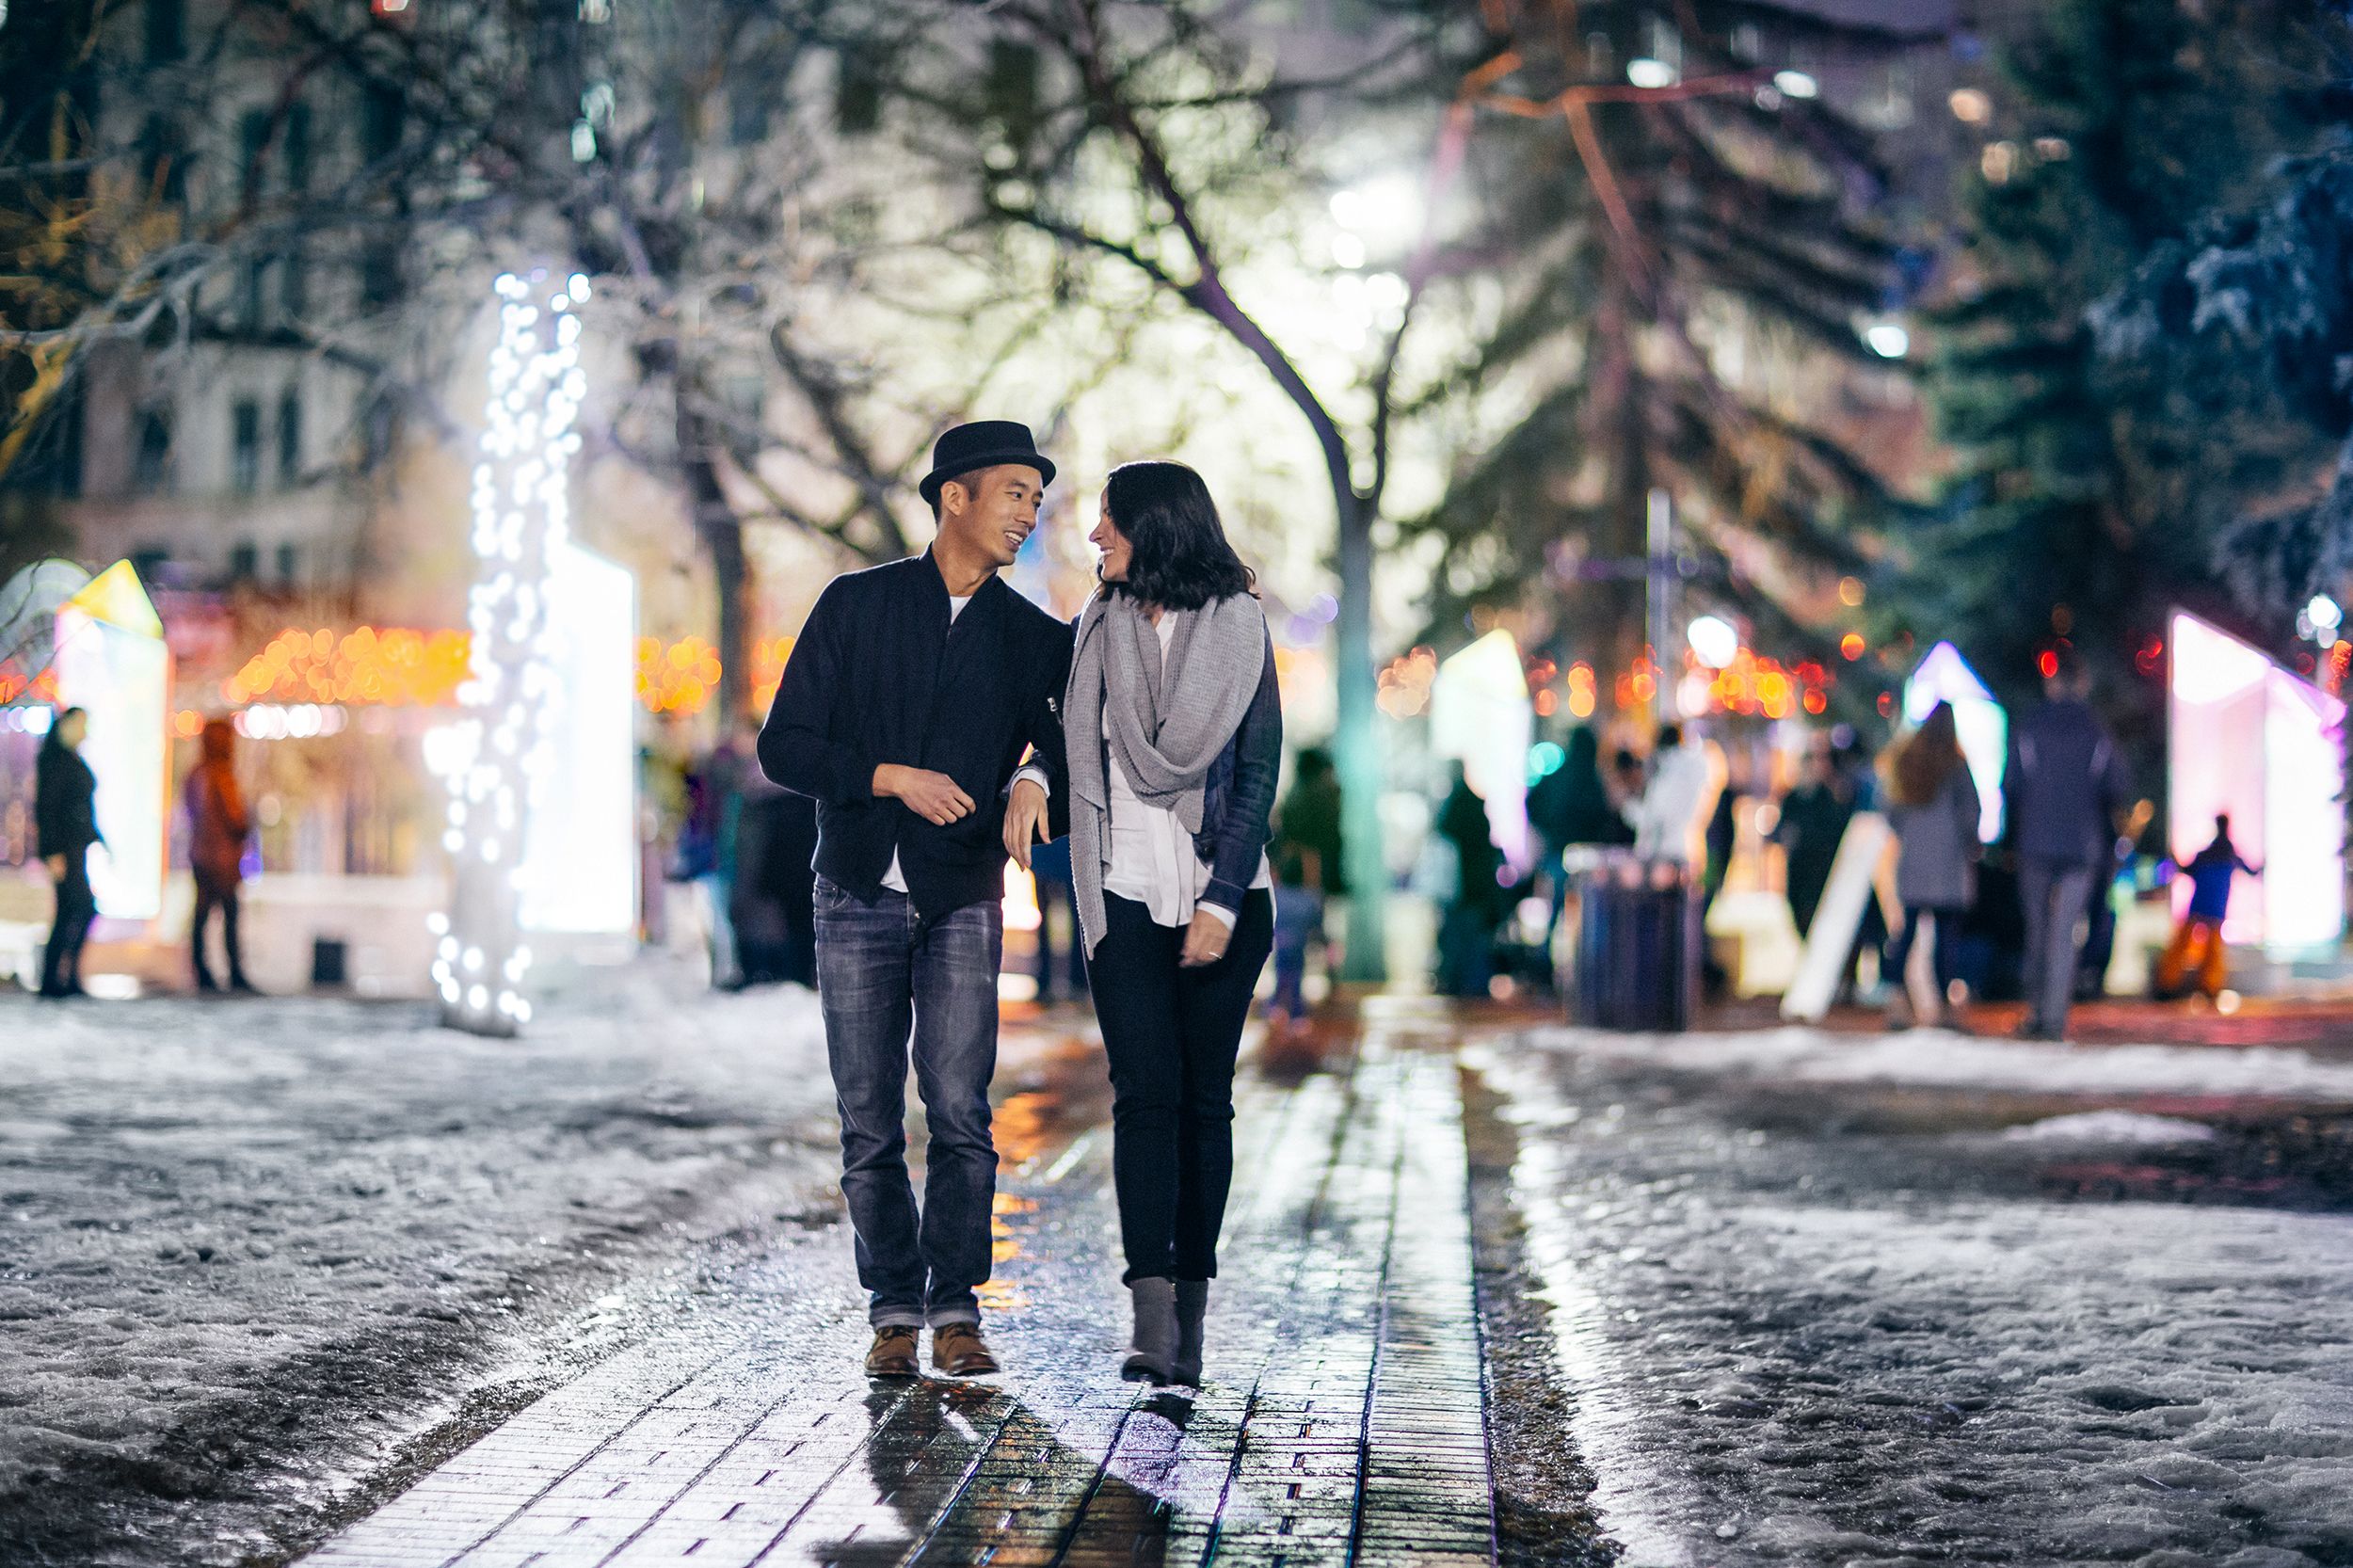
[1064, 588, 1267, 956]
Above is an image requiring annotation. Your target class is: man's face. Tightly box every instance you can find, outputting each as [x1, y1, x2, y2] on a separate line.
[57, 712, 87, 749]
[940, 465, 1043, 569]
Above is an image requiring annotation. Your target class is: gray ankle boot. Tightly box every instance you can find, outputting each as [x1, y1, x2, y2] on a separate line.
[1173, 1280, 1209, 1386]
[1122, 1277, 1178, 1384]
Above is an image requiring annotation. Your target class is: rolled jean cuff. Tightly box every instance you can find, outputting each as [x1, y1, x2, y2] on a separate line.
[870, 1306, 927, 1330]
[924, 1306, 982, 1328]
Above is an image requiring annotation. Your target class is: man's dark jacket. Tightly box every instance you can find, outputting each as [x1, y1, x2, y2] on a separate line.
[759, 552, 1072, 919]
[2006, 696, 2130, 867]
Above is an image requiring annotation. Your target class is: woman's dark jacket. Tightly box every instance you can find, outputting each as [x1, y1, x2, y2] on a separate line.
[759, 552, 1072, 920]
[1183, 636, 1282, 916]
[35, 741, 100, 860]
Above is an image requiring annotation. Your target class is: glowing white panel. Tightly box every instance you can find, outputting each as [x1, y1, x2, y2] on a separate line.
[1902, 640, 2007, 843]
[519, 539, 637, 934]
[51, 564, 169, 920]
[1431, 629, 1533, 873]
[2168, 610, 2345, 953]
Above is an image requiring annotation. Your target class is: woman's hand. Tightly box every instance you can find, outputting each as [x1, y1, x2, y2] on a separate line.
[1003, 778, 1049, 869]
[1179, 907, 1233, 968]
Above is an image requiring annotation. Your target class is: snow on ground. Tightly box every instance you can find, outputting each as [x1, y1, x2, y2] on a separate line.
[1472, 1032, 2353, 1568]
[1998, 1111, 2220, 1144]
[1522, 1023, 2353, 1101]
[0, 966, 842, 1566]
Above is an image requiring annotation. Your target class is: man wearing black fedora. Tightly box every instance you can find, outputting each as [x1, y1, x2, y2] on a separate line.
[760, 420, 1072, 1379]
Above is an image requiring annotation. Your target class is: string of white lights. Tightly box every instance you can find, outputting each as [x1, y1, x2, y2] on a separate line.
[425, 268, 591, 1035]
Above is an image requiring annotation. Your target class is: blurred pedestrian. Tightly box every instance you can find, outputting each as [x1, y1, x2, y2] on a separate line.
[1528, 728, 1629, 956]
[1267, 746, 1342, 1031]
[2153, 814, 2258, 1000]
[1630, 724, 1719, 869]
[1014, 459, 1276, 1388]
[35, 707, 99, 1000]
[1880, 703, 1981, 1030]
[1027, 834, 1086, 1003]
[2006, 648, 2130, 1041]
[763, 419, 1072, 1380]
[681, 726, 752, 989]
[1434, 761, 1502, 998]
[1772, 739, 1851, 940]
[184, 717, 256, 995]
[1606, 745, 1647, 828]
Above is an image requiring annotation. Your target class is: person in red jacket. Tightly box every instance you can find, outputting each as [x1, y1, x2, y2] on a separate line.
[185, 718, 256, 994]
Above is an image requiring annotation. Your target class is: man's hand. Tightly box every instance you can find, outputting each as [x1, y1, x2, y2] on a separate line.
[43, 854, 65, 881]
[1002, 778, 1049, 870]
[873, 764, 974, 826]
[1179, 907, 1233, 968]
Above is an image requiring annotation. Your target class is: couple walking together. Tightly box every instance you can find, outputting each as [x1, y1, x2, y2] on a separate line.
[759, 421, 1280, 1385]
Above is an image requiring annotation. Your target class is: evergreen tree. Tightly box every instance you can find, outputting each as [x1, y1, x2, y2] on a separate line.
[1918, 0, 2333, 735]
[1400, 2, 1925, 697]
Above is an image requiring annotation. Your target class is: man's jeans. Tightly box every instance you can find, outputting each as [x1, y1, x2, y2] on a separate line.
[813, 876, 1001, 1329]
[2018, 857, 2093, 1036]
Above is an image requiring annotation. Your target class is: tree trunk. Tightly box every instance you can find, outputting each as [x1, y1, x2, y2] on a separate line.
[677, 401, 750, 724]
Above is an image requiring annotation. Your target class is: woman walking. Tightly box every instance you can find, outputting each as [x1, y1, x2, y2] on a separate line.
[185, 717, 256, 994]
[35, 707, 101, 1000]
[1881, 701, 1981, 1029]
[1005, 460, 1278, 1387]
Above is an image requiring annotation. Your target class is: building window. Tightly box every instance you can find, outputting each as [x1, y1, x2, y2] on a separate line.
[986, 40, 1040, 146]
[284, 102, 312, 191]
[134, 405, 172, 493]
[277, 387, 302, 482]
[360, 236, 400, 306]
[242, 259, 268, 333]
[145, 0, 185, 64]
[362, 83, 404, 165]
[276, 543, 298, 584]
[240, 107, 271, 202]
[280, 244, 307, 325]
[229, 541, 258, 582]
[139, 116, 186, 206]
[729, 84, 772, 146]
[835, 48, 883, 135]
[232, 399, 262, 492]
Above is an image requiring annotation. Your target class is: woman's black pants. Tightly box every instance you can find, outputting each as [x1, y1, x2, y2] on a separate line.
[1089, 889, 1273, 1284]
[42, 857, 95, 996]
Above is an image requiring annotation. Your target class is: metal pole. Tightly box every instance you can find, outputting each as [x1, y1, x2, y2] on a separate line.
[1646, 487, 1673, 722]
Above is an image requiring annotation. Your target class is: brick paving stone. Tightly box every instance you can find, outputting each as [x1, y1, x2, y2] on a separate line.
[307, 1009, 1494, 1567]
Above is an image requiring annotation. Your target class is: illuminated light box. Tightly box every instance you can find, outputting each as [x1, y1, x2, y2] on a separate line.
[52, 562, 169, 920]
[1432, 628, 1533, 873]
[519, 539, 638, 935]
[2168, 610, 2345, 952]
[1903, 640, 2007, 843]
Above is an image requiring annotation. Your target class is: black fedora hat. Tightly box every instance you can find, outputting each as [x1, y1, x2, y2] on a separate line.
[918, 420, 1056, 507]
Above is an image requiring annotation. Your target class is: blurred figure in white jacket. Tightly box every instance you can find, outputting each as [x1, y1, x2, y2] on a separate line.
[1630, 724, 1723, 869]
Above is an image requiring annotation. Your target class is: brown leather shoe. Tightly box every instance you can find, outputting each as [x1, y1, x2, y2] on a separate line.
[931, 1320, 999, 1377]
[864, 1325, 920, 1379]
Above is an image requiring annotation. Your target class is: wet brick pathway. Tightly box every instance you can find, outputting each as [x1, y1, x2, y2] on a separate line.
[307, 1006, 1494, 1566]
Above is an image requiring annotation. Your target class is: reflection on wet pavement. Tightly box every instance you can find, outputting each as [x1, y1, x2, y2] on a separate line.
[307, 1005, 1497, 1566]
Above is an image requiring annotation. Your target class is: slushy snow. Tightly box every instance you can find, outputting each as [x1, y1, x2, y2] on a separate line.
[0, 969, 841, 1566]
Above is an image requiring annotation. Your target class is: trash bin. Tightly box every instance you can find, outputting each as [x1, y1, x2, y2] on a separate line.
[1567, 852, 1700, 1031]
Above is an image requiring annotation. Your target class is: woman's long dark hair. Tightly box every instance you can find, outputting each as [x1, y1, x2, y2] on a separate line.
[1103, 460, 1255, 611]
[1890, 701, 1965, 808]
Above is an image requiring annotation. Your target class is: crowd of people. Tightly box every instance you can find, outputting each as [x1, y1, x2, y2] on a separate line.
[1423, 645, 2249, 1040]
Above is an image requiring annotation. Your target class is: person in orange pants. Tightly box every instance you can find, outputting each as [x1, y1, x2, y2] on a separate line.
[2155, 814, 2258, 1000]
